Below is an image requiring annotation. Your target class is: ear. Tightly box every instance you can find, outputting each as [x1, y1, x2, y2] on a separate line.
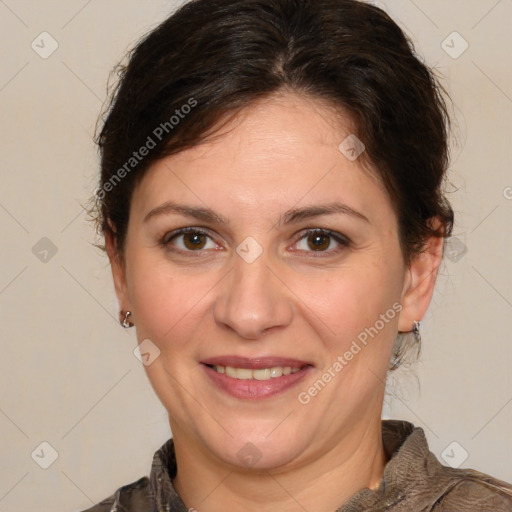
[105, 228, 131, 315]
[398, 227, 445, 332]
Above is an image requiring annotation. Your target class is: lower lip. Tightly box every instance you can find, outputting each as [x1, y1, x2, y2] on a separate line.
[202, 364, 312, 400]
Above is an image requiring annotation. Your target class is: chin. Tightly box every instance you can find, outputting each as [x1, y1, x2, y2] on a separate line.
[199, 422, 313, 471]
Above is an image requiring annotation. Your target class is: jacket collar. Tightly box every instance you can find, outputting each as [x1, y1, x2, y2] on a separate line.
[146, 420, 466, 511]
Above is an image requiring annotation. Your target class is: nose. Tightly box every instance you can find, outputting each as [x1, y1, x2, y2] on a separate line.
[213, 251, 294, 340]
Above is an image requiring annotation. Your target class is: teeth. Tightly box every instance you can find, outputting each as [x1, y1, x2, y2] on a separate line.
[225, 366, 237, 378]
[236, 368, 253, 380]
[214, 365, 302, 380]
[253, 368, 271, 380]
[270, 367, 282, 378]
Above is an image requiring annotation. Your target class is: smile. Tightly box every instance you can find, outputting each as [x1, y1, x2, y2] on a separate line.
[201, 357, 313, 400]
[208, 364, 301, 381]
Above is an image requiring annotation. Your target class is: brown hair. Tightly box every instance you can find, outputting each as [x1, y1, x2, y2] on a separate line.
[93, 0, 454, 367]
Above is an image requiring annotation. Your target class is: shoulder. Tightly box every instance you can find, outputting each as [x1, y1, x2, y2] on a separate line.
[379, 420, 512, 512]
[432, 468, 512, 511]
[79, 476, 151, 512]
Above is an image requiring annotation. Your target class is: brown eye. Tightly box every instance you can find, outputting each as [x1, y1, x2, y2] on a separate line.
[163, 228, 217, 253]
[182, 232, 208, 250]
[294, 229, 350, 254]
[307, 232, 331, 251]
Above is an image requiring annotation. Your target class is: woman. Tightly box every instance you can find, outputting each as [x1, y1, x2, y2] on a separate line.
[85, 0, 512, 510]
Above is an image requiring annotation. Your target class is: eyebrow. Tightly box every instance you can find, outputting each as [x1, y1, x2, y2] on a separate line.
[143, 200, 369, 225]
[144, 202, 229, 225]
[280, 203, 369, 225]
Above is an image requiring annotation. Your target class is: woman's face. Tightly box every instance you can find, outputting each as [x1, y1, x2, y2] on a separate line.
[112, 93, 418, 470]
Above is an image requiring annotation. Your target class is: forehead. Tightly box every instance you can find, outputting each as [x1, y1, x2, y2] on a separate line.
[132, 92, 393, 226]
[181, 92, 360, 167]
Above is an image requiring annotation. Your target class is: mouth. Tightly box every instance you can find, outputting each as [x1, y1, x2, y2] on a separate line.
[201, 356, 313, 399]
[205, 364, 301, 380]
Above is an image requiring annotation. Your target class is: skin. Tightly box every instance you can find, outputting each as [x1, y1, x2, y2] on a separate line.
[106, 92, 444, 511]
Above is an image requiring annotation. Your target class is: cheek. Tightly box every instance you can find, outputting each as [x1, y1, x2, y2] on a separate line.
[126, 252, 182, 339]
[335, 257, 400, 315]
[310, 255, 403, 360]
[127, 253, 218, 356]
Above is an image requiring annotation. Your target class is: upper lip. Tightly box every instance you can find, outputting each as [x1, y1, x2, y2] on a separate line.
[201, 355, 313, 369]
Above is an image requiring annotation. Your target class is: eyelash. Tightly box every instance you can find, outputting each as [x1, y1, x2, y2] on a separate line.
[160, 227, 350, 257]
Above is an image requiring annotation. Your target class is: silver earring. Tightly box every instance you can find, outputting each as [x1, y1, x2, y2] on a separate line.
[121, 311, 133, 328]
[412, 320, 421, 343]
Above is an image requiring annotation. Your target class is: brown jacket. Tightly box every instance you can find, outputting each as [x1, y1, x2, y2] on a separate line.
[82, 420, 512, 511]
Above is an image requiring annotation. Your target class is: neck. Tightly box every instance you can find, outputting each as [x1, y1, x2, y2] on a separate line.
[171, 416, 388, 512]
